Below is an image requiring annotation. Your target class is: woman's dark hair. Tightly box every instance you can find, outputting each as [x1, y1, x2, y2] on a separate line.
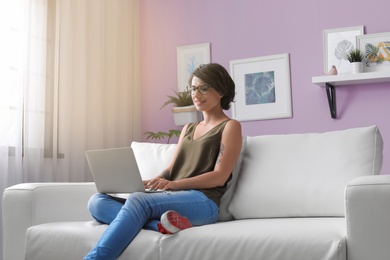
[189, 63, 235, 110]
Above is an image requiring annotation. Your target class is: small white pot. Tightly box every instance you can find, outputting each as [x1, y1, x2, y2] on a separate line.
[351, 62, 363, 74]
[172, 105, 203, 126]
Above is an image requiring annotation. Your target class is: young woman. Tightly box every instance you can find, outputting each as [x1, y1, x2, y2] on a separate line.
[84, 63, 242, 260]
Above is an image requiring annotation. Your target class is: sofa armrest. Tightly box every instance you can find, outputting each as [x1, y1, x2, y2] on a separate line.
[2, 182, 97, 260]
[345, 175, 390, 260]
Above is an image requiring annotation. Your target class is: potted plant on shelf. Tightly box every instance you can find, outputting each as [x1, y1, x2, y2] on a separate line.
[346, 48, 364, 74]
[160, 90, 202, 126]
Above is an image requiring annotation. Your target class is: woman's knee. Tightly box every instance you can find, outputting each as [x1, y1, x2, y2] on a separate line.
[87, 193, 122, 224]
[87, 193, 107, 213]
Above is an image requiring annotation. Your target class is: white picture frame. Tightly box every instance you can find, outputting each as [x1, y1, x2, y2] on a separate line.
[229, 53, 292, 122]
[176, 43, 210, 92]
[357, 32, 390, 73]
[323, 26, 364, 74]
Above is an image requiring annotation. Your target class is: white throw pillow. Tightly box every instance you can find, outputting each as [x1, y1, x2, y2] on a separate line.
[131, 142, 177, 180]
[228, 126, 383, 219]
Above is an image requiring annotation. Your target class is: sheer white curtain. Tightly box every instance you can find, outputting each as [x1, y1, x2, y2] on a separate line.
[56, 0, 141, 181]
[0, 0, 50, 187]
[0, 0, 140, 255]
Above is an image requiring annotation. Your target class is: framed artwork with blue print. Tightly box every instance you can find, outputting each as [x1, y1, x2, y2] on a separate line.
[177, 43, 210, 92]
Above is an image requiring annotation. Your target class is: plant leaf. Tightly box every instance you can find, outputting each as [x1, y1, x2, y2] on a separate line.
[160, 90, 193, 109]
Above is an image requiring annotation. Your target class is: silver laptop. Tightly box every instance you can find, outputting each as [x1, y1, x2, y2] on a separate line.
[85, 147, 160, 193]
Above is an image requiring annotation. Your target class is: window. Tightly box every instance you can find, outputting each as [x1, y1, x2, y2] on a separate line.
[0, 0, 56, 157]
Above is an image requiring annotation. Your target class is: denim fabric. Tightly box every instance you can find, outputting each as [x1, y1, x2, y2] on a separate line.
[84, 190, 218, 260]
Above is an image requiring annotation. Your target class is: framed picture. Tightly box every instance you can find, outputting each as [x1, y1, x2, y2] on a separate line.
[177, 43, 210, 92]
[323, 26, 364, 74]
[230, 53, 292, 122]
[357, 32, 390, 73]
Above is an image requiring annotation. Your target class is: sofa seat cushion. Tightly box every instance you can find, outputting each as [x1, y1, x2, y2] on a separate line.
[24, 218, 346, 260]
[25, 221, 164, 260]
[160, 218, 346, 260]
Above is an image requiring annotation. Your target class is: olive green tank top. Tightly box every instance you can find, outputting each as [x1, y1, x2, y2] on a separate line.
[169, 119, 231, 206]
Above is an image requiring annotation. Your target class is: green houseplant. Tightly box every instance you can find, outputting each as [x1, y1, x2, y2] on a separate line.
[346, 48, 364, 73]
[160, 90, 201, 126]
[144, 129, 180, 144]
[346, 48, 364, 63]
[160, 90, 193, 109]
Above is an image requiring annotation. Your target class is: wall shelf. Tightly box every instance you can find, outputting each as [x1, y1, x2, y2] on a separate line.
[312, 71, 390, 118]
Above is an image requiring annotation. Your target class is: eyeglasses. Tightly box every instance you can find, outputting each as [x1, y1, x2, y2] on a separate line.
[186, 85, 211, 95]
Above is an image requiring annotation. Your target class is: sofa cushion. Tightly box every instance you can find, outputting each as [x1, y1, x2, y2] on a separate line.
[229, 126, 383, 219]
[160, 218, 347, 260]
[25, 221, 163, 260]
[24, 218, 347, 260]
[131, 141, 177, 180]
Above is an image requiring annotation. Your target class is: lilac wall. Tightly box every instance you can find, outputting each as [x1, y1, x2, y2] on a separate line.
[139, 0, 390, 174]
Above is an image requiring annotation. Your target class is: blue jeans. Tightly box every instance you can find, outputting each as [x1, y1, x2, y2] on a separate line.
[84, 190, 219, 260]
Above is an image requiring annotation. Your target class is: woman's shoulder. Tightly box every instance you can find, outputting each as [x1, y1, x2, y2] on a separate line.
[223, 119, 242, 136]
[225, 118, 241, 129]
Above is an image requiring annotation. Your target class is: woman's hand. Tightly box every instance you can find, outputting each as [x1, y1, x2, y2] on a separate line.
[143, 179, 152, 189]
[144, 177, 178, 191]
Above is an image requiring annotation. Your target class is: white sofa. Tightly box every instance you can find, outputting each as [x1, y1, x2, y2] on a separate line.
[3, 125, 390, 260]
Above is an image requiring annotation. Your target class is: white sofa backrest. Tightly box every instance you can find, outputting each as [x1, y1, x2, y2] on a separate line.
[229, 125, 383, 219]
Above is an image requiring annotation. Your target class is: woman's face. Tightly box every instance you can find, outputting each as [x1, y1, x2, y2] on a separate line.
[190, 76, 222, 112]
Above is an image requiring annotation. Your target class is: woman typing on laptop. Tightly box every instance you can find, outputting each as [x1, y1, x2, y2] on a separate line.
[84, 63, 242, 260]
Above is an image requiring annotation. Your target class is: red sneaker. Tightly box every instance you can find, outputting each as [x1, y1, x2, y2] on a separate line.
[158, 210, 193, 234]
